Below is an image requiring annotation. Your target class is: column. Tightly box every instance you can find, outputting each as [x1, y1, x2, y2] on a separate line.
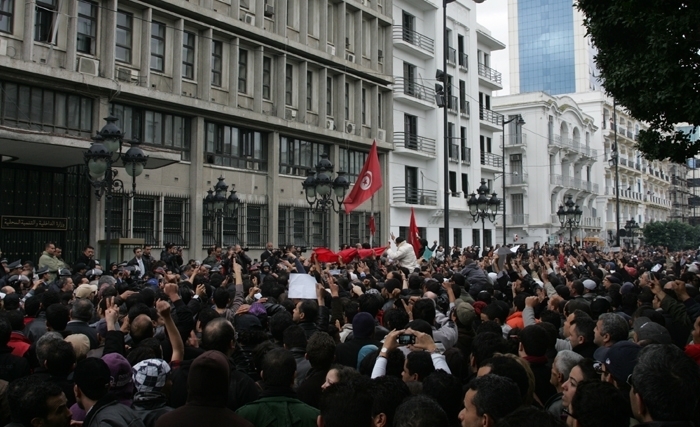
[189, 117, 206, 256]
[267, 131, 280, 245]
[23, 0, 36, 61]
[101, 0, 116, 79]
[172, 19, 184, 95]
[253, 46, 264, 113]
[228, 38, 240, 107]
[65, 0, 77, 70]
[198, 28, 213, 101]
[139, 8, 152, 88]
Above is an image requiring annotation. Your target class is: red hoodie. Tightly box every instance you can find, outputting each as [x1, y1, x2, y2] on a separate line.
[8, 332, 30, 357]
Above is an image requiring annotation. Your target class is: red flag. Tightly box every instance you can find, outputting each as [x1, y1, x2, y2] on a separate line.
[313, 248, 338, 263]
[407, 207, 420, 257]
[369, 214, 376, 236]
[344, 141, 382, 213]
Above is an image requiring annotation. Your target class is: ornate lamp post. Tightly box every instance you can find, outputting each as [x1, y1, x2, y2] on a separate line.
[204, 176, 240, 247]
[302, 153, 350, 213]
[557, 195, 583, 245]
[625, 218, 639, 249]
[84, 116, 148, 268]
[467, 180, 500, 246]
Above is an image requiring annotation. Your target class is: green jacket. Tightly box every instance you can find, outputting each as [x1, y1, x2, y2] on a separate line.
[236, 396, 319, 427]
[38, 251, 63, 281]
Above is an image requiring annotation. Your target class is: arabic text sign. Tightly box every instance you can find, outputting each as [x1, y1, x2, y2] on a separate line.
[1, 216, 68, 231]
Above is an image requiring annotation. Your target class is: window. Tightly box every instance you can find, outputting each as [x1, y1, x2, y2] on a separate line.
[77, 1, 97, 54]
[340, 147, 368, 183]
[378, 92, 383, 129]
[279, 136, 329, 176]
[361, 88, 366, 125]
[460, 126, 469, 163]
[262, 57, 272, 100]
[240, 0, 249, 9]
[345, 12, 354, 51]
[182, 32, 195, 80]
[0, 82, 93, 137]
[212, 41, 223, 87]
[238, 48, 248, 93]
[449, 171, 457, 196]
[115, 11, 132, 63]
[454, 229, 462, 248]
[327, 3, 335, 45]
[461, 173, 469, 198]
[287, 0, 298, 28]
[306, 71, 313, 111]
[35, 0, 56, 43]
[150, 21, 166, 72]
[133, 195, 159, 245]
[205, 122, 268, 171]
[285, 64, 293, 106]
[110, 103, 191, 159]
[472, 229, 480, 247]
[344, 82, 350, 120]
[340, 211, 381, 246]
[164, 196, 190, 247]
[0, 0, 13, 34]
[326, 76, 333, 116]
[308, 0, 319, 37]
[245, 204, 269, 248]
[484, 229, 492, 247]
[362, 19, 370, 57]
[279, 207, 328, 248]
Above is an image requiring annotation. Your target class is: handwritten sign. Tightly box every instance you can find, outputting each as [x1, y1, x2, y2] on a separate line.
[1, 216, 68, 231]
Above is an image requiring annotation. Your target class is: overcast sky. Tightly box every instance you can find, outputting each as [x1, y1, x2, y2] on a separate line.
[476, 0, 510, 95]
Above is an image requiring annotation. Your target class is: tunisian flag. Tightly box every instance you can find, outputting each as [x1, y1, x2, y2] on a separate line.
[407, 207, 421, 257]
[344, 141, 382, 213]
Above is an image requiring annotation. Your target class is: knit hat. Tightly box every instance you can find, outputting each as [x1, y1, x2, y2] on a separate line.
[352, 312, 375, 339]
[188, 350, 230, 404]
[454, 300, 476, 327]
[235, 313, 263, 332]
[633, 317, 672, 345]
[357, 345, 378, 370]
[132, 358, 171, 393]
[684, 343, 700, 365]
[583, 279, 597, 290]
[64, 334, 90, 360]
[620, 282, 635, 295]
[74, 358, 111, 399]
[102, 353, 134, 398]
[604, 341, 641, 383]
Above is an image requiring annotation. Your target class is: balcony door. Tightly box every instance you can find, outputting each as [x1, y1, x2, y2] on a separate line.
[403, 62, 416, 96]
[405, 166, 418, 204]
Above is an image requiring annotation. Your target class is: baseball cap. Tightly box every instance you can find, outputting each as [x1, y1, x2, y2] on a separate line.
[604, 341, 642, 383]
[633, 317, 672, 345]
[74, 284, 98, 299]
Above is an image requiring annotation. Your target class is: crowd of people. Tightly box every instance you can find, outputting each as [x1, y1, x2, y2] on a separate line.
[0, 235, 699, 427]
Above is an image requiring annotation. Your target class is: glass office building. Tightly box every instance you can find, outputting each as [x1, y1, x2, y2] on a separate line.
[517, 0, 576, 95]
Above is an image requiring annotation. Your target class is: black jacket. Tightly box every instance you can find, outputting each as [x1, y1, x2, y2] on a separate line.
[298, 305, 330, 340]
[0, 346, 29, 383]
[65, 320, 99, 349]
[335, 337, 381, 368]
[132, 392, 173, 427]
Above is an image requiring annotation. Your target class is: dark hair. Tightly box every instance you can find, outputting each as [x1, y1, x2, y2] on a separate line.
[9, 376, 66, 427]
[518, 325, 549, 357]
[0, 317, 11, 346]
[539, 310, 561, 330]
[382, 308, 409, 331]
[269, 310, 294, 343]
[343, 300, 360, 324]
[358, 293, 383, 318]
[476, 321, 504, 336]
[493, 407, 566, 427]
[571, 380, 629, 427]
[564, 300, 591, 317]
[392, 394, 449, 427]
[570, 280, 584, 296]
[319, 378, 374, 427]
[369, 376, 411, 427]
[46, 303, 70, 331]
[262, 348, 297, 387]
[422, 370, 463, 423]
[197, 308, 221, 331]
[405, 351, 435, 381]
[482, 303, 507, 325]
[471, 332, 509, 368]
[283, 324, 307, 350]
[573, 358, 599, 382]
[631, 344, 700, 422]
[467, 374, 523, 422]
[481, 356, 531, 404]
[213, 287, 230, 309]
[69, 298, 94, 322]
[412, 299, 436, 324]
[202, 317, 236, 355]
[127, 346, 157, 367]
[45, 340, 76, 376]
[24, 296, 41, 317]
[570, 317, 596, 344]
[306, 332, 336, 370]
[4, 310, 24, 332]
[597, 313, 629, 343]
[298, 300, 319, 322]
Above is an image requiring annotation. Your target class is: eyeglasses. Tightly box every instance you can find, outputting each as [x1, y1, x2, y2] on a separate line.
[562, 408, 575, 419]
[626, 374, 635, 389]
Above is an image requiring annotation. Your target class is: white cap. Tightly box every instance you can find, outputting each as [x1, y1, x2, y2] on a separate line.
[583, 279, 597, 290]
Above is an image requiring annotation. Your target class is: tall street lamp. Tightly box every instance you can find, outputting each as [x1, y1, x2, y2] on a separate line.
[84, 116, 148, 268]
[609, 99, 621, 246]
[501, 114, 525, 245]
[468, 179, 500, 247]
[625, 218, 639, 249]
[302, 153, 350, 247]
[204, 176, 240, 247]
[557, 195, 582, 245]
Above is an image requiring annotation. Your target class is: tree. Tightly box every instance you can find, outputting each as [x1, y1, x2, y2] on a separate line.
[643, 221, 700, 251]
[575, 0, 700, 163]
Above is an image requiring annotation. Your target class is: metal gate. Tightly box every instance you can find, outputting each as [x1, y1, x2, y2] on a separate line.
[0, 163, 90, 265]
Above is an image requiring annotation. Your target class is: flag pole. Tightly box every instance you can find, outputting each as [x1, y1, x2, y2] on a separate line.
[369, 195, 374, 247]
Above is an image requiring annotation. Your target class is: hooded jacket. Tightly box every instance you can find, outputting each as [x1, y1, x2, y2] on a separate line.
[386, 241, 419, 271]
[131, 392, 173, 427]
[460, 262, 490, 296]
[156, 351, 254, 427]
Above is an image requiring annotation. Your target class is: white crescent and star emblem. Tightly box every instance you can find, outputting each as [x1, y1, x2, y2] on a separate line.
[360, 171, 373, 190]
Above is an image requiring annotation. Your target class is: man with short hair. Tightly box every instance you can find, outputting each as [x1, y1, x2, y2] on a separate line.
[65, 299, 98, 349]
[318, 380, 374, 427]
[458, 374, 522, 427]
[569, 316, 598, 359]
[75, 246, 96, 270]
[401, 351, 435, 384]
[393, 394, 449, 427]
[629, 344, 700, 426]
[593, 313, 629, 361]
[297, 332, 336, 409]
[282, 325, 310, 387]
[8, 376, 72, 427]
[236, 348, 319, 427]
[569, 380, 629, 427]
[38, 242, 62, 282]
[368, 376, 411, 427]
[128, 247, 149, 278]
[518, 325, 557, 405]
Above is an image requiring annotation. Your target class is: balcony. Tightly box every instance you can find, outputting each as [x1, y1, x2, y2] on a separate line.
[459, 53, 468, 70]
[446, 47, 456, 65]
[393, 26, 435, 59]
[550, 174, 597, 192]
[477, 63, 503, 89]
[551, 214, 602, 229]
[481, 152, 503, 168]
[460, 99, 470, 117]
[505, 133, 527, 150]
[393, 132, 436, 159]
[549, 134, 597, 158]
[506, 172, 528, 186]
[393, 187, 438, 206]
[479, 107, 503, 131]
[461, 146, 471, 165]
[393, 77, 435, 110]
[550, 174, 563, 187]
[505, 214, 529, 226]
[647, 195, 672, 209]
[447, 95, 458, 114]
[448, 143, 460, 162]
